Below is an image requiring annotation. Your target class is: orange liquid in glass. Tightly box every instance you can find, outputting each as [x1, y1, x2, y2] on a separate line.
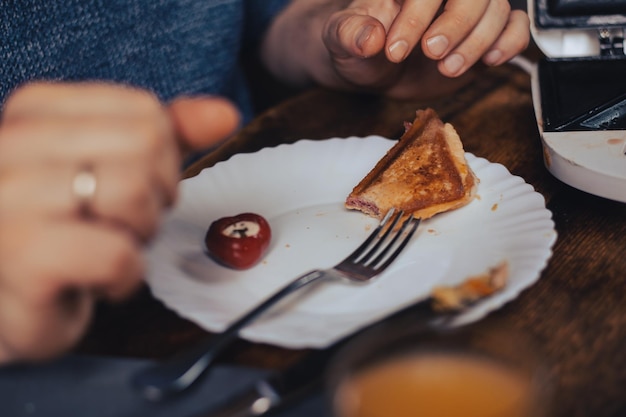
[335, 352, 534, 417]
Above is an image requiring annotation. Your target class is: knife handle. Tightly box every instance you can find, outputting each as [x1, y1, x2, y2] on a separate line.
[131, 269, 327, 401]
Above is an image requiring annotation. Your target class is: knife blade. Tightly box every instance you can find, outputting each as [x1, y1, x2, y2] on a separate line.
[199, 261, 508, 417]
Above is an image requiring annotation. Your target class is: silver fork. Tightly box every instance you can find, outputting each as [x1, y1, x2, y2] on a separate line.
[132, 208, 419, 401]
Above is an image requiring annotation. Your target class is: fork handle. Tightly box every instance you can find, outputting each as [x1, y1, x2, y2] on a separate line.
[131, 269, 327, 401]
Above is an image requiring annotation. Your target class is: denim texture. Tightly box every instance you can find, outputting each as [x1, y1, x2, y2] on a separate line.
[0, 0, 289, 121]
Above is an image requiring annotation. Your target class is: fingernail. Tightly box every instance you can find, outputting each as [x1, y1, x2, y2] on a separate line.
[483, 49, 503, 66]
[426, 35, 449, 57]
[443, 53, 465, 75]
[388, 40, 409, 62]
[356, 25, 375, 52]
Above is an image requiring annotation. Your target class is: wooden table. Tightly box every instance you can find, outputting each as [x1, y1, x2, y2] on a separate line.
[78, 61, 626, 417]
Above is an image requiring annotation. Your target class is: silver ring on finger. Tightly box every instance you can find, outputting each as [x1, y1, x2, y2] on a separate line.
[72, 165, 97, 217]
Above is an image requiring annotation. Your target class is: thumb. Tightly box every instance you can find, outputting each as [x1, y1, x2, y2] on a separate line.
[323, 11, 386, 59]
[323, 11, 401, 90]
[168, 96, 241, 153]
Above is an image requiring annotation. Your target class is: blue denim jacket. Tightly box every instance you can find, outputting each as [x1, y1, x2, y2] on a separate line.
[0, 0, 289, 122]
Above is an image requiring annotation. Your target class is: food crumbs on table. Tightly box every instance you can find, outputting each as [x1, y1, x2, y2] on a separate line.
[491, 203, 498, 211]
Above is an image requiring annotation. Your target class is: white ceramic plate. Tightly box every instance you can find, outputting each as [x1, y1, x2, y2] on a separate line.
[146, 137, 557, 349]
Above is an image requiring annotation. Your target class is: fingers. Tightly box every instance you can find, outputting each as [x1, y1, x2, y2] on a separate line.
[0, 220, 145, 303]
[381, 0, 528, 77]
[0, 220, 144, 362]
[2, 81, 165, 121]
[420, 0, 492, 61]
[0, 289, 93, 362]
[419, 0, 522, 77]
[2, 83, 180, 203]
[0, 89, 244, 241]
[0, 162, 164, 243]
[168, 96, 241, 153]
[31, 221, 145, 300]
[324, 0, 530, 93]
[0, 82, 162, 362]
[481, 10, 530, 67]
[0, 83, 181, 241]
[385, 0, 445, 63]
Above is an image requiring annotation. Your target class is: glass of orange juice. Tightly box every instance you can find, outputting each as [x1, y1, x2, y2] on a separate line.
[328, 321, 552, 417]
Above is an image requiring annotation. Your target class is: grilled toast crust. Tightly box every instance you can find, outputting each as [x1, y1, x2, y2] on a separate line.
[345, 108, 477, 219]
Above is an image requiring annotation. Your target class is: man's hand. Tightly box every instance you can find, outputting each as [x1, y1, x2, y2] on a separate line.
[263, 0, 530, 99]
[0, 82, 239, 363]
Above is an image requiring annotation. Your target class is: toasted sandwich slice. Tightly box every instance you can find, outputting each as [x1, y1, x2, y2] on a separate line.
[345, 108, 477, 220]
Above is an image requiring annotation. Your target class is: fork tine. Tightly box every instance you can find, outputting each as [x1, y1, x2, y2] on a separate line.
[353, 209, 404, 264]
[367, 213, 414, 266]
[342, 208, 398, 263]
[373, 215, 420, 271]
